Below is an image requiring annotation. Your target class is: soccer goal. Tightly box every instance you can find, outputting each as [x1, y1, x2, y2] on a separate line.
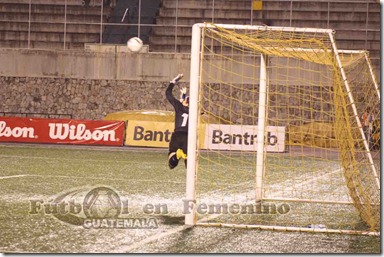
[185, 23, 380, 235]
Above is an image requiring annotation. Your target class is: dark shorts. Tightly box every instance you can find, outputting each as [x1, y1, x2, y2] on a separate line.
[168, 131, 188, 154]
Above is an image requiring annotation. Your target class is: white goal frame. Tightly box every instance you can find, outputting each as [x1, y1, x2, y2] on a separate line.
[185, 23, 379, 236]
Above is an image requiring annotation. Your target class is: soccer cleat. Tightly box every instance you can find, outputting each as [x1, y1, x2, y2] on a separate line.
[168, 152, 179, 169]
[170, 73, 184, 84]
[176, 149, 187, 160]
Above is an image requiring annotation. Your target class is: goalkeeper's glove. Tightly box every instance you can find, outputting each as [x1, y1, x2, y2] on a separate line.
[180, 87, 187, 102]
[170, 73, 184, 84]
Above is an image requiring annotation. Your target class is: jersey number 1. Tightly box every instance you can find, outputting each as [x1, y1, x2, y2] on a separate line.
[181, 113, 189, 127]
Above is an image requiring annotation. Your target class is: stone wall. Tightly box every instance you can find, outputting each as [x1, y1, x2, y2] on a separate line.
[0, 76, 188, 120]
[0, 75, 368, 126]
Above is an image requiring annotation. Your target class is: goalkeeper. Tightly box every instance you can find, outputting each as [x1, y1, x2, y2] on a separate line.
[166, 73, 189, 169]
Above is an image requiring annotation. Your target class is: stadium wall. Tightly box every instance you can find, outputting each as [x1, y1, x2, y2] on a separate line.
[0, 48, 190, 81]
[0, 48, 191, 120]
[0, 48, 265, 120]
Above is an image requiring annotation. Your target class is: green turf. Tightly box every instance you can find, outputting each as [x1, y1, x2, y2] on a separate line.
[0, 143, 380, 253]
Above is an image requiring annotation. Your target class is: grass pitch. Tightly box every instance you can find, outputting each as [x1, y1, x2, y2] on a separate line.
[0, 143, 380, 253]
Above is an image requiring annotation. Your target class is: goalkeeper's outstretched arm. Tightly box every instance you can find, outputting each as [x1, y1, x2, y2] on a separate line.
[166, 74, 184, 107]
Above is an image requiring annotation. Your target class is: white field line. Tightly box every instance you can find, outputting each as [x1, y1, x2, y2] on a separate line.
[265, 168, 348, 200]
[279, 169, 333, 187]
[39, 174, 184, 184]
[0, 173, 184, 185]
[0, 174, 29, 180]
[285, 168, 342, 190]
[0, 154, 162, 164]
[0, 143, 169, 153]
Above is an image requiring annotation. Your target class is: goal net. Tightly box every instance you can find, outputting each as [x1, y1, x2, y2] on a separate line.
[185, 23, 380, 235]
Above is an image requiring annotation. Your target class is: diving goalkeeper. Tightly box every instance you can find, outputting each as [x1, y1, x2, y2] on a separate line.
[166, 73, 189, 169]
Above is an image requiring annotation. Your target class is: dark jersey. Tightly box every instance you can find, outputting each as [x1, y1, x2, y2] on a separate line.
[166, 82, 189, 133]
